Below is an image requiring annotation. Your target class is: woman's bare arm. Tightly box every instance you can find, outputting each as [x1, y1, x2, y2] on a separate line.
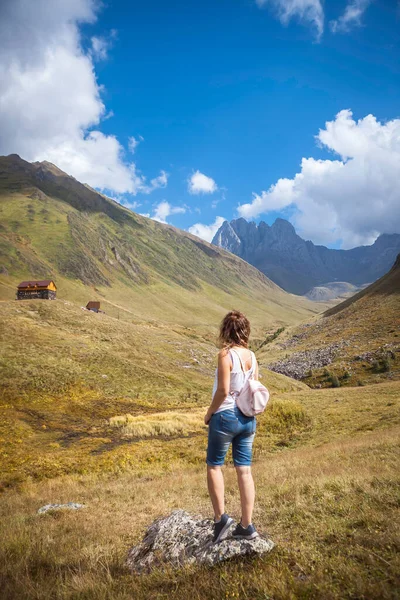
[204, 349, 231, 424]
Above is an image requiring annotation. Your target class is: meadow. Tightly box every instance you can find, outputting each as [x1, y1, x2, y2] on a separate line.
[0, 381, 399, 599]
[0, 297, 399, 598]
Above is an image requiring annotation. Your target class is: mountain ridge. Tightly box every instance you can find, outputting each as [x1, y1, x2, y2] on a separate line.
[212, 217, 400, 294]
[0, 154, 324, 333]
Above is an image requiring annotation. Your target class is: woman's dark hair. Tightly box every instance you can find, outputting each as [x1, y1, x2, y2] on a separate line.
[218, 310, 251, 348]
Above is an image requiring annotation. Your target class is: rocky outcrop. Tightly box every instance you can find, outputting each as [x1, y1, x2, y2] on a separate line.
[268, 343, 348, 379]
[127, 510, 274, 573]
[212, 218, 400, 295]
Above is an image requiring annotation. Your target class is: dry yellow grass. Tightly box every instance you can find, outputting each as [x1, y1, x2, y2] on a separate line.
[109, 409, 206, 438]
[0, 424, 398, 599]
[0, 381, 399, 599]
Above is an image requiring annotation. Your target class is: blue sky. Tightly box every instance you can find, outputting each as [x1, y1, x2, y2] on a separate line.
[1, 0, 400, 247]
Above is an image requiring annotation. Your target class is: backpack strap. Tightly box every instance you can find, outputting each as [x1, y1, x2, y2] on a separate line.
[231, 348, 253, 377]
[250, 351, 256, 380]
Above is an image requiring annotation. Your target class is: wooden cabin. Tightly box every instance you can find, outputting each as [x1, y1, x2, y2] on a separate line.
[86, 301, 101, 312]
[17, 280, 57, 300]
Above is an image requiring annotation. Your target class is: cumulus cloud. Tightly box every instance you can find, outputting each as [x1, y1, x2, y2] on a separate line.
[152, 201, 186, 224]
[0, 0, 164, 195]
[238, 109, 400, 248]
[188, 216, 226, 243]
[256, 0, 324, 41]
[330, 0, 373, 33]
[188, 171, 218, 195]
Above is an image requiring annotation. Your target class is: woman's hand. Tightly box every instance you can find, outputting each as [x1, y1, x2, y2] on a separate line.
[204, 410, 213, 425]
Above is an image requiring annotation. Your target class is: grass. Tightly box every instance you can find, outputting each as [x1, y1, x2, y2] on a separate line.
[109, 409, 206, 438]
[0, 299, 311, 487]
[0, 300, 399, 598]
[0, 403, 398, 599]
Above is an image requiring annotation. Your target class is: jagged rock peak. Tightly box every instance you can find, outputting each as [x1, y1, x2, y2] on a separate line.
[126, 510, 274, 573]
[271, 218, 296, 234]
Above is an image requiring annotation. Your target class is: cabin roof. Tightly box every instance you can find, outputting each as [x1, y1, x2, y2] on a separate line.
[17, 280, 56, 289]
[86, 301, 100, 308]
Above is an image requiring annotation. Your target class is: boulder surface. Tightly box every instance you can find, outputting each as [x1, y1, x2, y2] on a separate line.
[127, 510, 274, 572]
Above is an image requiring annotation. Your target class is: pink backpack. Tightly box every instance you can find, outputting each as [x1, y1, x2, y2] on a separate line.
[232, 349, 270, 417]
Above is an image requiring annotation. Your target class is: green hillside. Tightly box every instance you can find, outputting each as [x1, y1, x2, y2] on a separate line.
[257, 254, 400, 387]
[0, 154, 323, 337]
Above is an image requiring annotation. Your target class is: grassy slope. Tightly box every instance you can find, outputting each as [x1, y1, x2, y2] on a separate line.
[0, 155, 325, 336]
[257, 255, 400, 386]
[0, 381, 399, 599]
[0, 299, 399, 599]
[0, 299, 307, 487]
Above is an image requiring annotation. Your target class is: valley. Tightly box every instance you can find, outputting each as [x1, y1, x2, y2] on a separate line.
[0, 155, 399, 599]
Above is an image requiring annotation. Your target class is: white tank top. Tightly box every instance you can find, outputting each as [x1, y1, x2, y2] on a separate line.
[212, 348, 256, 414]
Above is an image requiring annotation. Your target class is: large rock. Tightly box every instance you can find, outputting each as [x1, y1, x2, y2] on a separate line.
[127, 510, 274, 573]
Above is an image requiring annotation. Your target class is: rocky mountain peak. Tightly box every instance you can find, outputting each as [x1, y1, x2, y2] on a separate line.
[271, 218, 296, 235]
[212, 216, 400, 295]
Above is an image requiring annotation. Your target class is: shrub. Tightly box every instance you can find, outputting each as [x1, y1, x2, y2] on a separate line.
[262, 399, 311, 435]
[382, 358, 392, 372]
[330, 374, 340, 388]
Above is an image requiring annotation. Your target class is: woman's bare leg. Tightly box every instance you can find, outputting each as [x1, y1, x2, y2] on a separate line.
[235, 466, 255, 527]
[207, 465, 225, 520]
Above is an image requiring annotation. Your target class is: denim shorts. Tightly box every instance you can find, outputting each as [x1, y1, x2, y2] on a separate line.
[206, 405, 256, 467]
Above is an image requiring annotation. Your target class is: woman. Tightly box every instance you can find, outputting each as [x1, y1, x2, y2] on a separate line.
[204, 310, 259, 543]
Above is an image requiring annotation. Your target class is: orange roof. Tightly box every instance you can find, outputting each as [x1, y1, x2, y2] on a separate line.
[17, 280, 56, 289]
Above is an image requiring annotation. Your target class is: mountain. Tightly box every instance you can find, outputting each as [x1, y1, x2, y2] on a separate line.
[212, 217, 400, 295]
[257, 254, 400, 387]
[0, 154, 324, 334]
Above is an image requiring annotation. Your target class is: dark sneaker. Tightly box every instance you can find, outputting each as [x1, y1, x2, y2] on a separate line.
[232, 522, 259, 540]
[212, 513, 234, 543]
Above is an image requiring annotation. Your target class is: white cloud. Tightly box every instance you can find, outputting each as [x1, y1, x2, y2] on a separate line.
[330, 0, 373, 33]
[188, 171, 218, 195]
[0, 0, 164, 196]
[90, 28, 117, 60]
[188, 216, 226, 243]
[152, 201, 186, 224]
[90, 36, 109, 60]
[128, 135, 144, 153]
[148, 170, 169, 191]
[238, 109, 400, 248]
[256, 0, 324, 41]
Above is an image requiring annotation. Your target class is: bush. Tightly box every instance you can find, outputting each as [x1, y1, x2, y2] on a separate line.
[261, 399, 311, 435]
[330, 374, 340, 388]
[382, 358, 392, 372]
[371, 360, 380, 373]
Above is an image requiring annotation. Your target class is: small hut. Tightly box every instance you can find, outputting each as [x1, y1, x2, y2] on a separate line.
[17, 280, 57, 300]
[86, 301, 101, 313]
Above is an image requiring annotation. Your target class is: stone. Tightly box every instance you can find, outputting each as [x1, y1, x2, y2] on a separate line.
[37, 502, 85, 514]
[126, 510, 274, 573]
